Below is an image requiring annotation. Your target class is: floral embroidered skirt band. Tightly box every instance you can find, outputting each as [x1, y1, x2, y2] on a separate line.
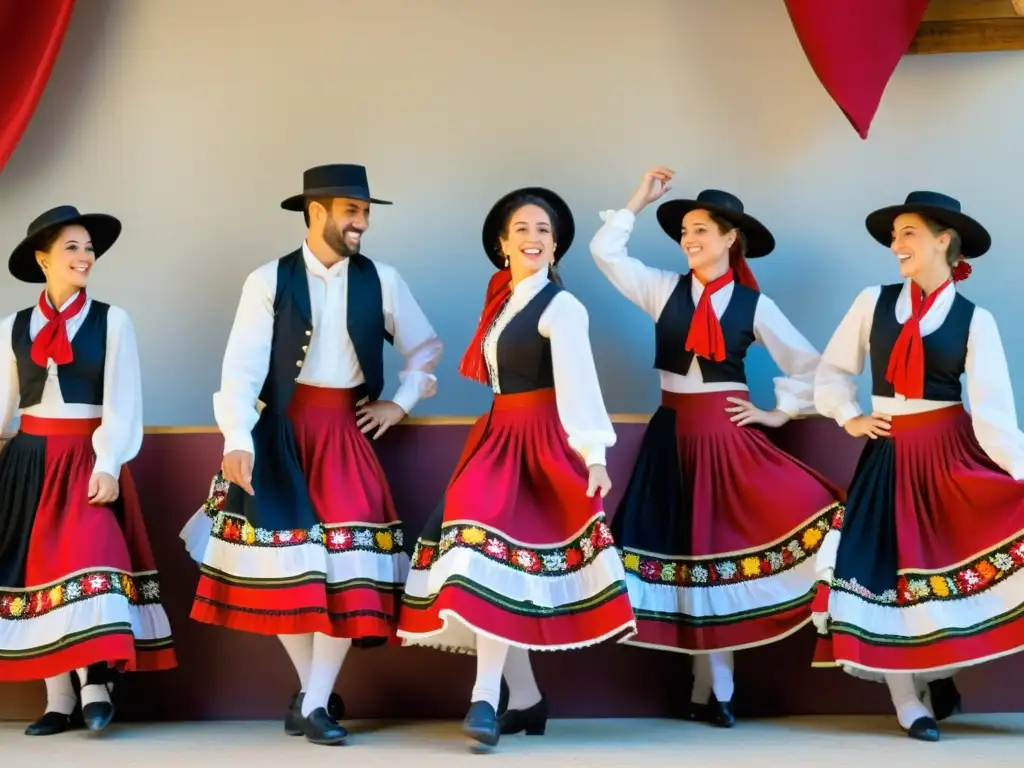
[611, 390, 845, 654]
[0, 416, 176, 682]
[397, 387, 637, 653]
[180, 384, 409, 644]
[814, 404, 1024, 680]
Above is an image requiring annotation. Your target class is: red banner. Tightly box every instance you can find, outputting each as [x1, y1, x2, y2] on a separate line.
[784, 0, 929, 139]
[0, 0, 76, 174]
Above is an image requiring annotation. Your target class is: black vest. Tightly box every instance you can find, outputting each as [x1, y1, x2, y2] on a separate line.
[654, 274, 759, 384]
[257, 250, 392, 411]
[491, 282, 562, 394]
[870, 283, 974, 401]
[12, 300, 109, 408]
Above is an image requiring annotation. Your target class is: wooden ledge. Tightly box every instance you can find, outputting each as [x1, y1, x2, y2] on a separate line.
[910, 0, 1024, 54]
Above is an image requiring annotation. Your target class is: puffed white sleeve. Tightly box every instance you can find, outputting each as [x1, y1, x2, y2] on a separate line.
[753, 295, 822, 418]
[590, 209, 680, 320]
[91, 307, 144, 478]
[380, 265, 443, 415]
[814, 287, 880, 427]
[964, 307, 1024, 480]
[212, 266, 276, 456]
[539, 292, 617, 467]
[0, 313, 18, 438]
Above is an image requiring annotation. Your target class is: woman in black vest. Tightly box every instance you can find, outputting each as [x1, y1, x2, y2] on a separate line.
[588, 168, 844, 727]
[0, 206, 175, 736]
[398, 187, 636, 751]
[812, 192, 1024, 742]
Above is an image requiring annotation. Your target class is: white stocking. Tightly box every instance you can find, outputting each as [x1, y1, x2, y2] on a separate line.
[278, 633, 314, 691]
[503, 645, 542, 710]
[43, 673, 76, 715]
[471, 635, 510, 709]
[300, 634, 351, 717]
[76, 667, 111, 708]
[708, 651, 735, 703]
[886, 672, 931, 729]
[690, 655, 712, 705]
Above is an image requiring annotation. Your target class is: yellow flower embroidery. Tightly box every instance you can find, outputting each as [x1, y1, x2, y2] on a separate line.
[929, 576, 950, 597]
[375, 530, 394, 551]
[460, 527, 486, 546]
[623, 553, 641, 572]
[9, 597, 25, 617]
[741, 557, 762, 577]
[801, 528, 823, 549]
[49, 586, 63, 607]
[242, 524, 256, 545]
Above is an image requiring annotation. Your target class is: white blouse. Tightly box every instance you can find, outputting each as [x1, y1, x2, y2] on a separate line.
[0, 293, 144, 479]
[814, 280, 1024, 480]
[214, 242, 443, 455]
[590, 209, 821, 417]
[483, 267, 616, 468]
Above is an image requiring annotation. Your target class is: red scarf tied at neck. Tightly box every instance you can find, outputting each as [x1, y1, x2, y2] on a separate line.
[30, 290, 88, 368]
[685, 268, 736, 362]
[884, 278, 952, 400]
[459, 270, 513, 384]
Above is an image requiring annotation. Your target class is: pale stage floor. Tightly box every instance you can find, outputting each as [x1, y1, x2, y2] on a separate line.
[1, 715, 1022, 766]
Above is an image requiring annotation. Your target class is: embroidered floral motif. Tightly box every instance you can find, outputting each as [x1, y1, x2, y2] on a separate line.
[622, 504, 842, 587]
[0, 571, 162, 621]
[410, 518, 616, 575]
[202, 473, 405, 553]
[832, 537, 1024, 606]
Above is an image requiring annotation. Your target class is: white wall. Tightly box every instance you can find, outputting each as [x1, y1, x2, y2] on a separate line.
[1, 0, 1021, 424]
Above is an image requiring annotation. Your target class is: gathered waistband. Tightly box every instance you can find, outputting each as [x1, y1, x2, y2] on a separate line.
[19, 416, 101, 437]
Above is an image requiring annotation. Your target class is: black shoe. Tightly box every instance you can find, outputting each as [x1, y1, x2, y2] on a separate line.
[709, 698, 735, 728]
[907, 716, 940, 742]
[462, 701, 500, 751]
[499, 694, 547, 735]
[285, 692, 346, 736]
[24, 711, 73, 737]
[683, 701, 711, 722]
[81, 701, 115, 732]
[299, 707, 348, 746]
[927, 678, 962, 721]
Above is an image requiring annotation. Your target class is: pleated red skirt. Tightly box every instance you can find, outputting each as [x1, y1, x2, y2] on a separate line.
[183, 385, 408, 640]
[0, 416, 176, 681]
[399, 388, 636, 652]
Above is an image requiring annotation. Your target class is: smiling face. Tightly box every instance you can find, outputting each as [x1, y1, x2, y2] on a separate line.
[890, 212, 958, 281]
[308, 197, 370, 259]
[34, 224, 95, 290]
[499, 201, 558, 278]
[680, 209, 736, 275]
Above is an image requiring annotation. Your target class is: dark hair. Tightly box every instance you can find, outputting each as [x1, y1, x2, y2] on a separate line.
[32, 224, 70, 255]
[303, 197, 335, 228]
[707, 211, 748, 263]
[496, 194, 563, 285]
[920, 215, 963, 266]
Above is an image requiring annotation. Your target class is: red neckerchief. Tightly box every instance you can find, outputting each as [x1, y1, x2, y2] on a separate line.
[30, 290, 88, 367]
[685, 269, 734, 362]
[884, 279, 952, 399]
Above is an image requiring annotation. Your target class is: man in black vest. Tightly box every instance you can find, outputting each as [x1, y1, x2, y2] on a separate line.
[184, 164, 442, 746]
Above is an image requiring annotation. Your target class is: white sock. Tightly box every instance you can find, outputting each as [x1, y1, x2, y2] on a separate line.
[278, 633, 314, 691]
[503, 645, 542, 710]
[471, 635, 510, 709]
[708, 651, 735, 703]
[690, 655, 712, 705]
[300, 634, 351, 717]
[76, 667, 111, 708]
[43, 674, 76, 716]
[886, 672, 931, 729]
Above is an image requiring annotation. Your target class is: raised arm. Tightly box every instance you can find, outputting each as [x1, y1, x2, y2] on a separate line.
[965, 307, 1024, 480]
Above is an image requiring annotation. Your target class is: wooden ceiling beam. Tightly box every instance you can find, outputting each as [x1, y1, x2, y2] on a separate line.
[909, 0, 1024, 53]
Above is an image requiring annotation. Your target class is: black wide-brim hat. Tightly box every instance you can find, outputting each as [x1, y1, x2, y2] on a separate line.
[656, 189, 775, 258]
[481, 187, 575, 270]
[865, 191, 991, 259]
[9, 205, 122, 284]
[281, 163, 392, 211]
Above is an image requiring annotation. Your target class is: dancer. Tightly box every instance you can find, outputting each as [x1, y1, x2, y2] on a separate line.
[180, 164, 442, 746]
[579, 167, 843, 727]
[813, 191, 1024, 742]
[398, 186, 636, 751]
[0, 205, 176, 735]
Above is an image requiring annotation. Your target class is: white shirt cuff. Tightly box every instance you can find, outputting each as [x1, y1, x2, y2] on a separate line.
[224, 432, 255, 456]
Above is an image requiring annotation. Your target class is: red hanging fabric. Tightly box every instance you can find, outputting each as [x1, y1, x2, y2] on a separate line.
[783, 0, 929, 139]
[0, 0, 77, 174]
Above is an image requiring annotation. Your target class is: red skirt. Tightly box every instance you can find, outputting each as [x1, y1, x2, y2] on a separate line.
[398, 388, 636, 652]
[611, 391, 844, 653]
[814, 405, 1024, 678]
[0, 416, 176, 681]
[181, 385, 408, 640]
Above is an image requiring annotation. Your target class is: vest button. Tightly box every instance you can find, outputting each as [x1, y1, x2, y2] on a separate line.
[296, 360, 303, 367]
[302, 345, 308, 352]
[305, 330, 312, 337]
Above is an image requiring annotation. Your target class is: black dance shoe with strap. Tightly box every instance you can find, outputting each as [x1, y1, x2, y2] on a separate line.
[24, 711, 74, 737]
[907, 715, 940, 742]
[298, 707, 348, 746]
[496, 675, 548, 735]
[285, 691, 345, 735]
